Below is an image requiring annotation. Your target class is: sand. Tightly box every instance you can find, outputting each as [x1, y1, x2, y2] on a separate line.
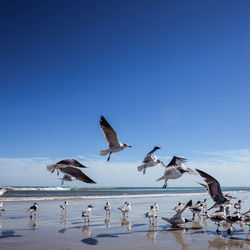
[0, 193, 250, 250]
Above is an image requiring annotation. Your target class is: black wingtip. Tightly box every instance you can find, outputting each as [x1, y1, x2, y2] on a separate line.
[186, 200, 192, 207]
[154, 146, 161, 150]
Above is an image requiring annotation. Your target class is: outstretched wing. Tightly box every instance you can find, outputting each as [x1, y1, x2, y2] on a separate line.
[143, 146, 160, 163]
[56, 159, 87, 168]
[165, 156, 187, 168]
[59, 166, 96, 184]
[100, 116, 120, 147]
[196, 169, 225, 203]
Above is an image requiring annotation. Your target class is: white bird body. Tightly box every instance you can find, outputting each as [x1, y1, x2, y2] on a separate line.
[157, 156, 193, 188]
[118, 202, 131, 217]
[137, 147, 163, 174]
[173, 202, 184, 212]
[82, 205, 94, 222]
[100, 116, 131, 161]
[104, 202, 111, 215]
[145, 206, 157, 223]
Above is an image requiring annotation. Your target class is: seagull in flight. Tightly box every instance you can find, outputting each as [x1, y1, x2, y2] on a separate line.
[46, 159, 96, 185]
[156, 156, 193, 188]
[196, 169, 230, 211]
[137, 146, 164, 174]
[100, 116, 132, 161]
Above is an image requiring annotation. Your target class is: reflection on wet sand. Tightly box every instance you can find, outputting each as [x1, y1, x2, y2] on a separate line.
[191, 220, 203, 230]
[146, 227, 157, 244]
[28, 217, 37, 230]
[104, 218, 111, 228]
[60, 213, 68, 225]
[163, 228, 189, 250]
[82, 224, 92, 237]
[121, 217, 131, 231]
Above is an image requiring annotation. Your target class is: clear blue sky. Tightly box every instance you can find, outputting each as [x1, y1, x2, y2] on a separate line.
[0, 0, 250, 186]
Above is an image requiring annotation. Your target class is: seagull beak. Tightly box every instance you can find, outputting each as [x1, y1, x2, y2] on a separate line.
[128, 145, 132, 148]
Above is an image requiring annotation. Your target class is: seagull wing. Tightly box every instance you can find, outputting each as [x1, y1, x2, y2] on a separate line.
[196, 169, 225, 203]
[165, 156, 187, 168]
[143, 147, 160, 163]
[100, 116, 120, 147]
[59, 166, 96, 184]
[56, 159, 87, 168]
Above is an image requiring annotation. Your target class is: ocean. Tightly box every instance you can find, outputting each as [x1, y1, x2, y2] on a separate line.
[1, 186, 250, 201]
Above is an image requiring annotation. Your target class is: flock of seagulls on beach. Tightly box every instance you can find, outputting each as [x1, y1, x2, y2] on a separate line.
[1, 115, 250, 237]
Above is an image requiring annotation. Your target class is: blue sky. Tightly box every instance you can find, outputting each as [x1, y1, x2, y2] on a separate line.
[0, 0, 250, 186]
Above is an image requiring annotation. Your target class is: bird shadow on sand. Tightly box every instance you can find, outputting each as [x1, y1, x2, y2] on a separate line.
[0, 230, 22, 239]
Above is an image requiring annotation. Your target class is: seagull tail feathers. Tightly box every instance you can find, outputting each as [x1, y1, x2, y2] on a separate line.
[100, 149, 110, 156]
[137, 164, 146, 172]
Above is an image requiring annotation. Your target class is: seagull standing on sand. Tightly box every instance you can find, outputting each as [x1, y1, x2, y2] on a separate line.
[137, 147, 164, 175]
[28, 203, 38, 218]
[196, 169, 230, 210]
[104, 202, 111, 216]
[46, 159, 96, 185]
[207, 206, 226, 233]
[60, 201, 69, 212]
[173, 202, 185, 213]
[190, 201, 203, 220]
[99, 116, 132, 161]
[161, 200, 192, 227]
[82, 205, 94, 223]
[118, 202, 131, 218]
[156, 156, 193, 188]
[145, 205, 157, 224]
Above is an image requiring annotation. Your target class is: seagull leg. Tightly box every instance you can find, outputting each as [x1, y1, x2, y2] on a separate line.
[107, 152, 112, 161]
[57, 169, 59, 176]
[143, 168, 146, 175]
[162, 180, 168, 189]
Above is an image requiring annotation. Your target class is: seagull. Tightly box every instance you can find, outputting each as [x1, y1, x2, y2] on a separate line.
[82, 205, 94, 223]
[60, 201, 69, 212]
[104, 202, 111, 216]
[161, 200, 192, 227]
[156, 156, 193, 188]
[118, 202, 131, 218]
[190, 201, 203, 220]
[28, 203, 38, 218]
[46, 159, 96, 185]
[153, 203, 159, 216]
[173, 202, 185, 213]
[234, 200, 243, 212]
[225, 213, 243, 234]
[137, 147, 164, 174]
[99, 116, 132, 161]
[59, 174, 76, 185]
[145, 205, 157, 224]
[196, 169, 230, 210]
[207, 206, 226, 233]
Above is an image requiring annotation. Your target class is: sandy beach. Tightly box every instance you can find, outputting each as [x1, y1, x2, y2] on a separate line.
[1, 192, 250, 250]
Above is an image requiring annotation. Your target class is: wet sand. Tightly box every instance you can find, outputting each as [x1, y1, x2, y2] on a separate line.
[0, 193, 250, 250]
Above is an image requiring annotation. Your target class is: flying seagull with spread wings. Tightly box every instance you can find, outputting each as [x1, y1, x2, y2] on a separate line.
[156, 156, 193, 188]
[99, 115, 132, 161]
[137, 146, 164, 174]
[46, 159, 96, 185]
[196, 169, 230, 210]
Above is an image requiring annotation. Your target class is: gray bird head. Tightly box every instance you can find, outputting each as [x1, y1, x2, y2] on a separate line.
[88, 205, 94, 208]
